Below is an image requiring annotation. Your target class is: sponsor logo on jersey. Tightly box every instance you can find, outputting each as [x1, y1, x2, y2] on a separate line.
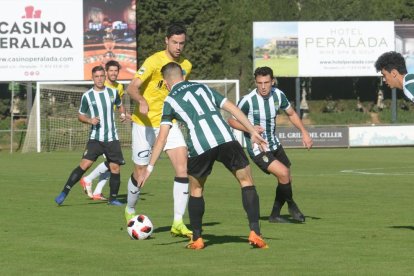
[137, 67, 146, 75]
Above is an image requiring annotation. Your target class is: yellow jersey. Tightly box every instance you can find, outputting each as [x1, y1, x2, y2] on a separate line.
[131, 50, 192, 127]
[105, 80, 124, 98]
[105, 80, 124, 111]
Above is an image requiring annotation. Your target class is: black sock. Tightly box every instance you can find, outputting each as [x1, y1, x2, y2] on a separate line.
[188, 196, 204, 241]
[109, 172, 121, 201]
[241, 186, 260, 235]
[279, 182, 294, 206]
[104, 161, 110, 169]
[62, 166, 85, 194]
[271, 183, 286, 216]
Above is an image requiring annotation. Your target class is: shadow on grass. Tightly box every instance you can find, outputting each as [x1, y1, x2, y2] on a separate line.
[259, 214, 321, 223]
[54, 192, 150, 206]
[154, 221, 220, 234]
[389, 225, 414, 230]
[153, 221, 279, 248]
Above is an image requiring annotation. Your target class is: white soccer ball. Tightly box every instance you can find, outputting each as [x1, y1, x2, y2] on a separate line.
[127, 214, 154, 240]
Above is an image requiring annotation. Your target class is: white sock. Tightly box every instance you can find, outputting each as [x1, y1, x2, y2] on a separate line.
[93, 171, 110, 195]
[127, 176, 140, 214]
[173, 177, 189, 222]
[85, 162, 108, 183]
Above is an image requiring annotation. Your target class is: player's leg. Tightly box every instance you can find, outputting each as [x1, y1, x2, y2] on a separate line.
[185, 151, 214, 250]
[163, 123, 192, 237]
[268, 147, 305, 222]
[55, 140, 99, 205]
[105, 140, 125, 206]
[81, 161, 110, 198]
[92, 170, 110, 200]
[186, 175, 206, 249]
[125, 123, 154, 220]
[220, 141, 268, 249]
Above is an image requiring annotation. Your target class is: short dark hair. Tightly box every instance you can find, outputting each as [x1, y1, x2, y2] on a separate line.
[92, 65, 105, 74]
[161, 62, 182, 77]
[375, 51, 407, 74]
[105, 60, 121, 71]
[166, 23, 186, 38]
[254, 66, 274, 79]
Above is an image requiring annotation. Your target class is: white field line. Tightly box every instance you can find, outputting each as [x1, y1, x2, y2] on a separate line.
[340, 167, 414, 176]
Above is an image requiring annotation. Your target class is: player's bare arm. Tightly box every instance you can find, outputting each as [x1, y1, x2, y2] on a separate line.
[223, 100, 267, 151]
[78, 113, 99, 125]
[228, 118, 264, 134]
[126, 77, 149, 115]
[138, 124, 171, 188]
[285, 107, 313, 150]
[117, 104, 127, 122]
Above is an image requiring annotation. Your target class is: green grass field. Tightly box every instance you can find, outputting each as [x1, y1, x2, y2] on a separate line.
[1, 148, 413, 275]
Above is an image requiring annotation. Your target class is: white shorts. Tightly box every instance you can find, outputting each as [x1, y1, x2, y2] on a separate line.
[132, 122, 187, 165]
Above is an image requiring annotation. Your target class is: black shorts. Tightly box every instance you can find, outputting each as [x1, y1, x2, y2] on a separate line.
[187, 141, 250, 178]
[252, 146, 291, 174]
[82, 140, 125, 165]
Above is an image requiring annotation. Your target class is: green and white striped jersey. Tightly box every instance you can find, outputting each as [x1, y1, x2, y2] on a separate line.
[79, 87, 121, 142]
[238, 87, 290, 157]
[403, 74, 414, 102]
[161, 81, 236, 157]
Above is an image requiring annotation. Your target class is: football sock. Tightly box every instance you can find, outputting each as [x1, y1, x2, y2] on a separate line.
[127, 174, 140, 213]
[93, 171, 110, 195]
[279, 182, 294, 205]
[62, 166, 85, 194]
[241, 185, 261, 235]
[84, 161, 109, 183]
[173, 177, 189, 221]
[108, 172, 120, 201]
[188, 196, 204, 241]
[271, 183, 286, 216]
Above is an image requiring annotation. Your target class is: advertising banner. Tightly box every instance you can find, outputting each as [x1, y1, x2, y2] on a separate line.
[253, 21, 395, 77]
[277, 126, 349, 148]
[349, 125, 414, 146]
[83, 0, 136, 80]
[0, 0, 84, 81]
[0, 0, 136, 81]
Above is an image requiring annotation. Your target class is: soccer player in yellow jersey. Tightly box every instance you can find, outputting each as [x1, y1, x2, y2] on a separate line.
[125, 24, 193, 237]
[80, 60, 131, 201]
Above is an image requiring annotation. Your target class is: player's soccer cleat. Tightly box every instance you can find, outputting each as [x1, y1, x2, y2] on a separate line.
[269, 215, 290, 223]
[107, 199, 124, 206]
[54, 192, 67, 205]
[80, 177, 93, 198]
[185, 237, 204, 250]
[92, 193, 107, 201]
[288, 202, 305, 223]
[125, 207, 136, 223]
[248, 231, 269, 249]
[171, 221, 193, 238]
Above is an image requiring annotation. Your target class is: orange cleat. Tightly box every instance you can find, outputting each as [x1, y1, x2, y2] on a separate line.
[185, 237, 204, 250]
[248, 231, 269, 249]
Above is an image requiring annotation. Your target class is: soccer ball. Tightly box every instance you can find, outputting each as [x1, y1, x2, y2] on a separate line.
[127, 214, 154, 240]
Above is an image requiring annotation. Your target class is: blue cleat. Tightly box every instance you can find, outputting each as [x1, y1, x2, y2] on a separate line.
[107, 199, 124, 206]
[55, 192, 67, 205]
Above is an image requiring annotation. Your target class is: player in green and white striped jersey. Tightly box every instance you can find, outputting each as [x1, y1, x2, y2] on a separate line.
[375, 51, 414, 102]
[79, 85, 121, 142]
[55, 66, 126, 206]
[229, 67, 313, 224]
[139, 62, 269, 249]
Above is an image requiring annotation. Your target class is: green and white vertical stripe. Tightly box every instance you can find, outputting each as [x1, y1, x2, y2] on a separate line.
[79, 87, 121, 142]
[238, 87, 290, 157]
[161, 81, 235, 157]
[403, 74, 414, 102]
